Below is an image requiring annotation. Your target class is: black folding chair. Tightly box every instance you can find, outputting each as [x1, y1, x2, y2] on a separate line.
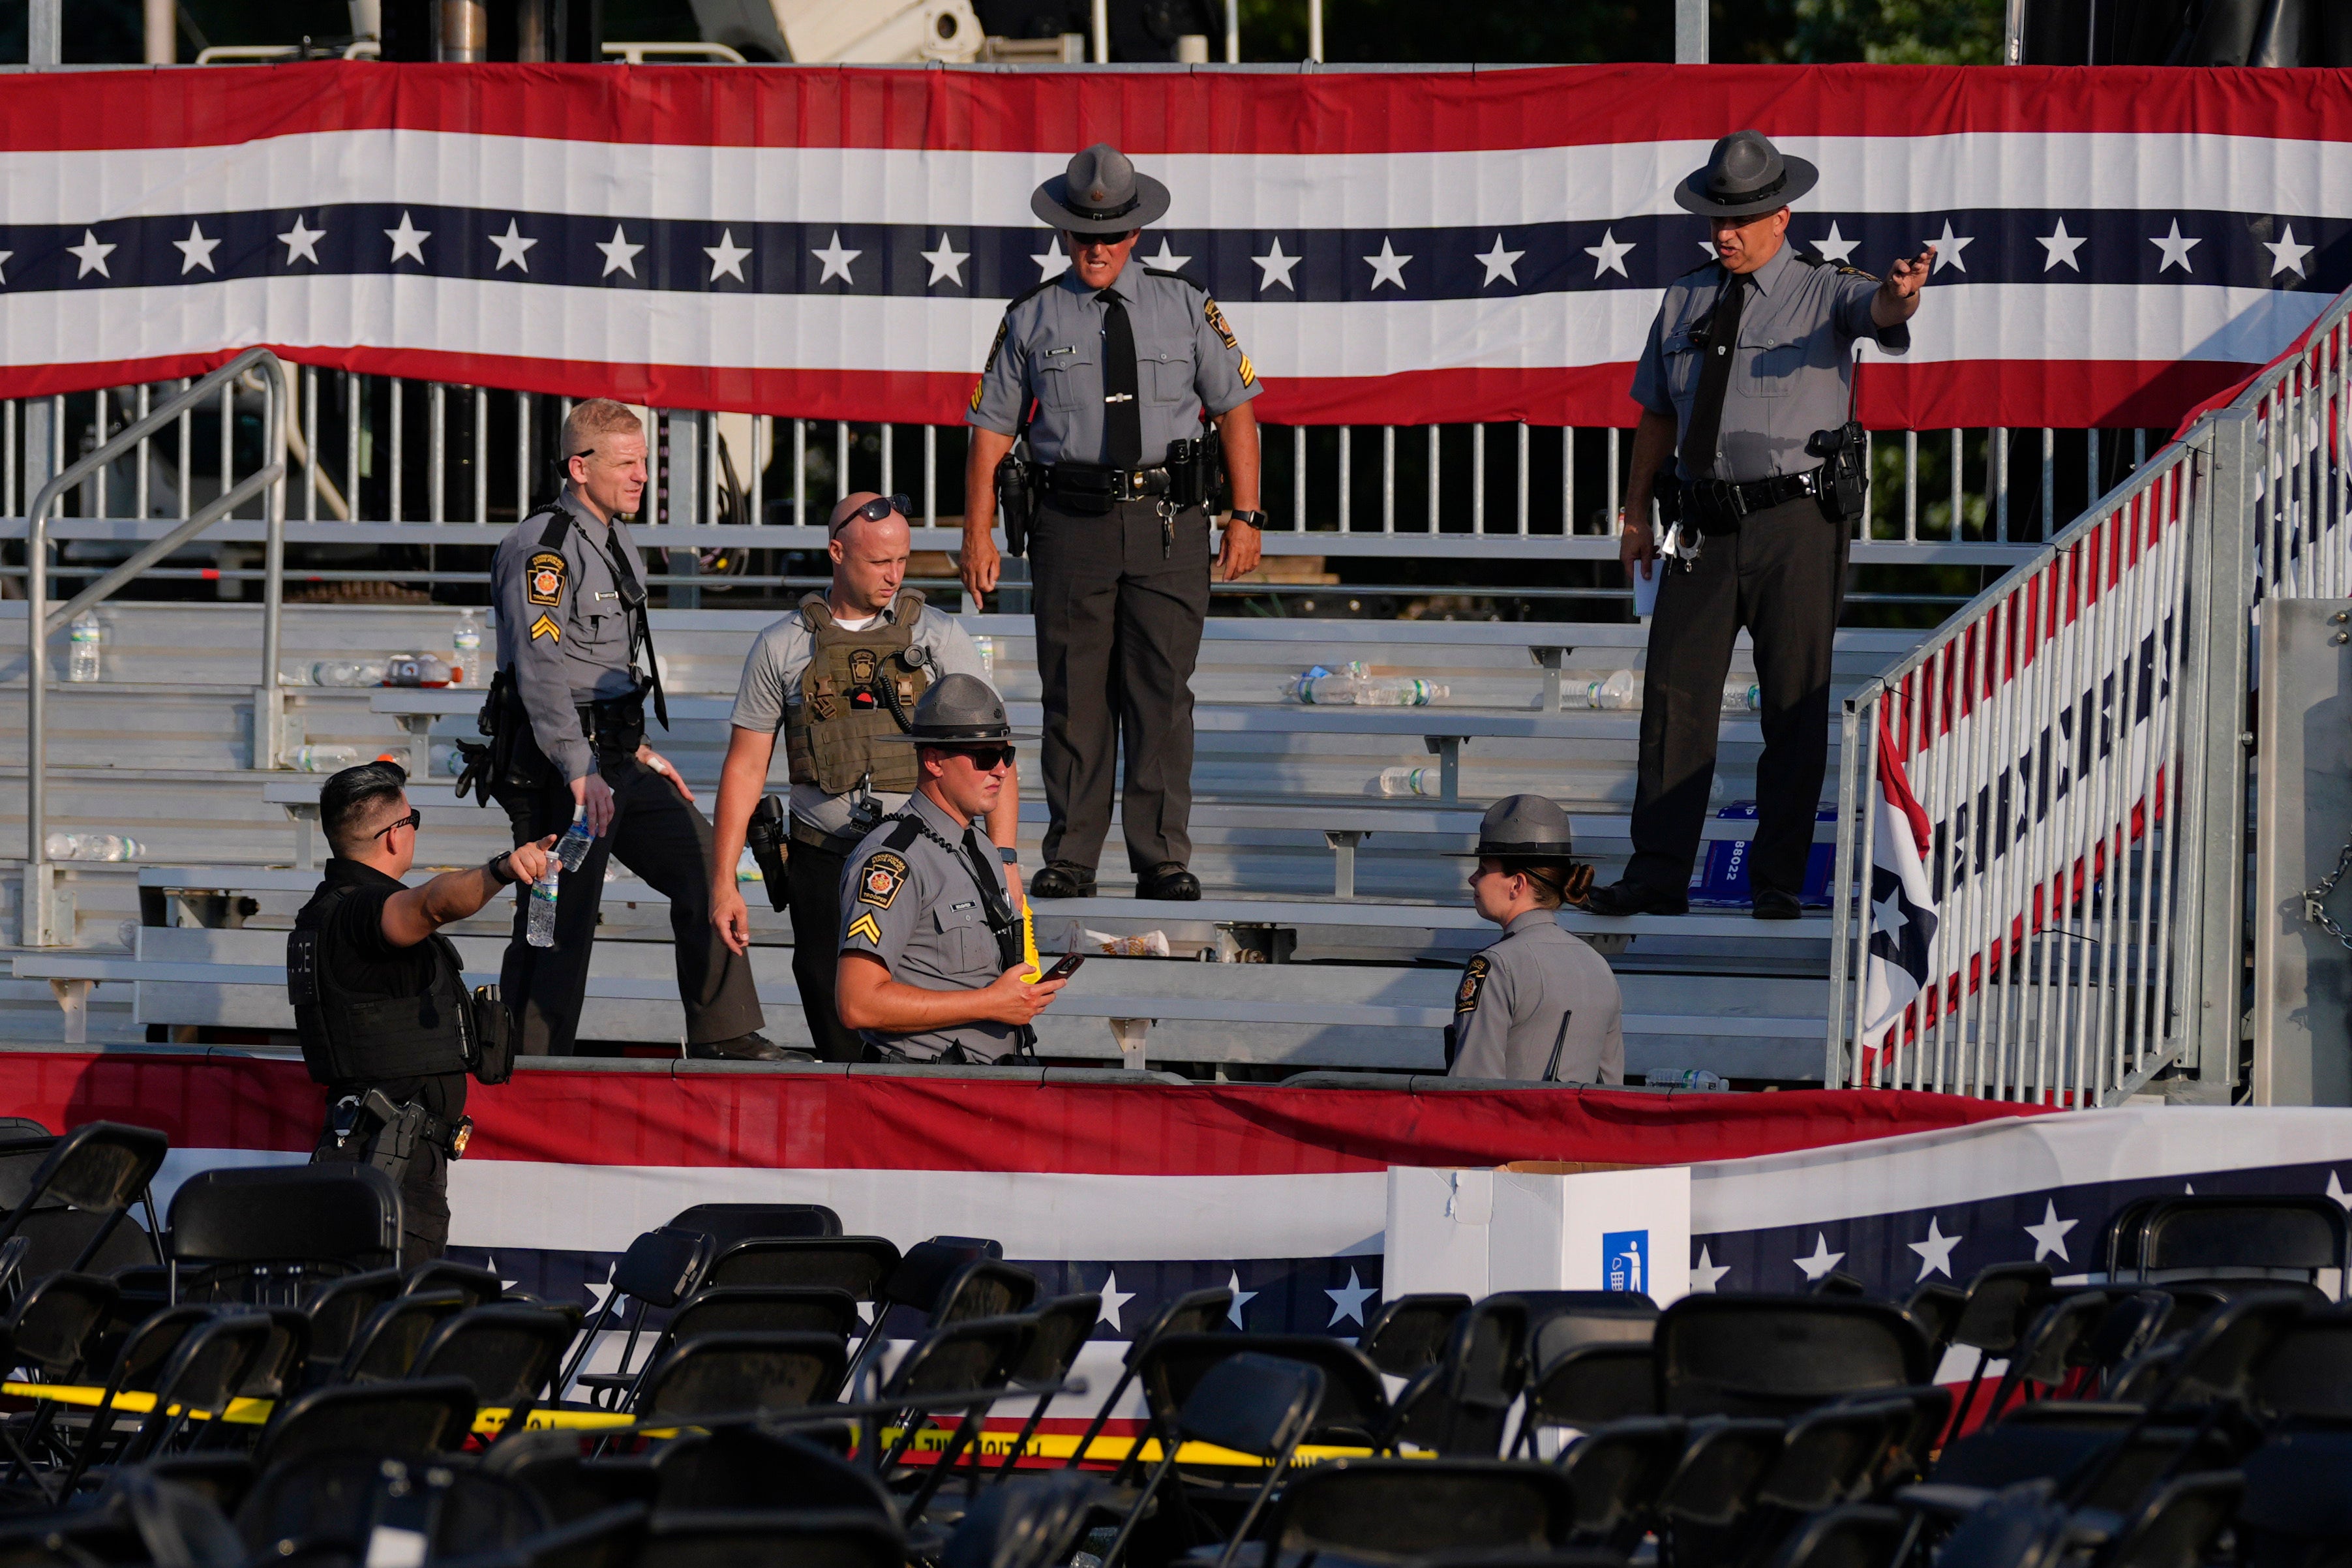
[1651, 1416, 1787, 1530]
[1655, 1297, 1929, 1418]
[1130, 1331, 1391, 1473]
[988, 1293, 1102, 1479]
[254, 1376, 480, 1468]
[0, 1271, 123, 1485]
[1755, 1397, 1918, 1512]
[944, 1472, 1108, 1568]
[667, 1201, 843, 1246]
[700, 1235, 901, 1296]
[2130, 1196, 2351, 1299]
[168, 1164, 402, 1305]
[1059, 1286, 1230, 1473]
[578, 1286, 861, 1410]
[1099, 1352, 1325, 1568]
[2247, 1304, 2352, 1428]
[26, 1303, 211, 1496]
[410, 1302, 581, 1439]
[297, 1267, 404, 1385]
[336, 1288, 470, 1381]
[2236, 1429, 2352, 1568]
[634, 1508, 904, 1568]
[647, 1425, 896, 1518]
[627, 1330, 851, 1426]
[1764, 1503, 1909, 1568]
[1394, 1295, 1533, 1456]
[1361, 1293, 1471, 1377]
[406, 1258, 507, 1308]
[1263, 1457, 1580, 1561]
[59, 1308, 277, 1496]
[1554, 1415, 1689, 1549]
[235, 1443, 550, 1565]
[554, 1225, 716, 1403]
[488, 1503, 651, 1568]
[1513, 1294, 1659, 1453]
[1982, 1291, 2111, 1413]
[873, 1315, 1038, 1516]
[841, 1241, 1035, 1397]
[0, 1123, 168, 1278]
[1936, 1262, 2052, 1439]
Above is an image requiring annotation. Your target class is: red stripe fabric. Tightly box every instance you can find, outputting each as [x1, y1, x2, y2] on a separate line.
[7, 63, 2352, 155]
[0, 1053, 2043, 1175]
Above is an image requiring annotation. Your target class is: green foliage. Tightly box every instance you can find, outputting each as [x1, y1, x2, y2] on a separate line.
[1714, 0, 2004, 65]
[1233, 0, 2001, 65]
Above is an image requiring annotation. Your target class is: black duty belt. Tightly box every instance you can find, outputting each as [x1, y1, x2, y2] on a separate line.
[787, 815, 862, 854]
[1044, 462, 1173, 504]
[1682, 466, 1825, 533]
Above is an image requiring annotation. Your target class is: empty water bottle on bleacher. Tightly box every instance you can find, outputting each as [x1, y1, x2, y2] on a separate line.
[526, 809, 596, 948]
[66, 612, 103, 683]
[1721, 681, 1760, 712]
[1291, 663, 1448, 706]
[44, 833, 143, 862]
[1584, 670, 1638, 709]
[1378, 766, 1440, 796]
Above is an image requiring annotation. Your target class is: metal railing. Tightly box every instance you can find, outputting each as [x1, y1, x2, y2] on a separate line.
[20, 350, 288, 947]
[1824, 282, 2352, 1104]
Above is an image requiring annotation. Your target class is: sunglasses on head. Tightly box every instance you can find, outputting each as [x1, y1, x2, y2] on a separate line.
[832, 494, 912, 534]
[372, 807, 422, 842]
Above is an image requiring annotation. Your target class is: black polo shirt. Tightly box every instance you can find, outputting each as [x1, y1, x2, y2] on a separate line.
[300, 859, 466, 1123]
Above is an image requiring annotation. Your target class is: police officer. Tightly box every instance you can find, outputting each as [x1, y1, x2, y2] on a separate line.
[710, 492, 1020, 1061]
[482, 397, 772, 1058]
[295, 762, 554, 1266]
[1447, 795, 1627, 1084]
[961, 143, 1266, 904]
[1588, 131, 1935, 922]
[834, 676, 1066, 1063]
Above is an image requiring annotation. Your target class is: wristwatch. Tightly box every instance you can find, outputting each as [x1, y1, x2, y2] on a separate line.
[1227, 509, 1266, 528]
[998, 846, 1020, 866]
[487, 851, 520, 886]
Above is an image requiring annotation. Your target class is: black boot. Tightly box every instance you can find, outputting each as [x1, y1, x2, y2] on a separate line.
[1029, 861, 1098, 899]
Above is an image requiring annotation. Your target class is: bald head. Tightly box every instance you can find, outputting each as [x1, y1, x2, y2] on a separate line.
[828, 492, 911, 617]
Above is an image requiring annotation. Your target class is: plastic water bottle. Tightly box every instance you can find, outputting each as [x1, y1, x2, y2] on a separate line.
[1586, 670, 1639, 710]
[1356, 677, 1447, 706]
[528, 810, 595, 947]
[385, 654, 452, 687]
[1721, 682, 1762, 712]
[1287, 662, 1366, 703]
[292, 744, 363, 772]
[44, 833, 143, 862]
[312, 659, 388, 687]
[972, 636, 996, 682]
[451, 611, 483, 689]
[1378, 766, 1439, 797]
[65, 613, 102, 683]
[736, 846, 762, 883]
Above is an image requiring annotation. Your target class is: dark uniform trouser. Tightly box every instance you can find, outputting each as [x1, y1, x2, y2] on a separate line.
[1625, 495, 1848, 899]
[1031, 499, 1213, 873]
[313, 1126, 447, 1269]
[496, 756, 764, 1055]
[783, 836, 863, 1063]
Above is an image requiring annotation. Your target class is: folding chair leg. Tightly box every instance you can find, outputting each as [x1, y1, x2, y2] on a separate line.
[1097, 1447, 1181, 1568]
[994, 1391, 1057, 1480]
[1062, 1364, 1139, 1472]
[902, 1406, 987, 1519]
[1210, 1430, 1306, 1568]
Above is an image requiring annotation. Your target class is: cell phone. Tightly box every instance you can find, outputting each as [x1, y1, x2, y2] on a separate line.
[1040, 952, 1087, 982]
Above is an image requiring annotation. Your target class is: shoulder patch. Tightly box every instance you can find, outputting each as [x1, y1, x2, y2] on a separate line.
[845, 911, 883, 946]
[856, 851, 909, 909]
[526, 550, 567, 607]
[528, 612, 561, 643]
[1203, 297, 1240, 352]
[1456, 954, 1492, 1015]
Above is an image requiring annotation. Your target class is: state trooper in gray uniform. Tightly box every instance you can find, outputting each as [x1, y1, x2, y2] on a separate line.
[834, 676, 1065, 1064]
[1588, 131, 1935, 922]
[475, 398, 772, 1060]
[1447, 796, 1625, 1084]
[961, 143, 1267, 905]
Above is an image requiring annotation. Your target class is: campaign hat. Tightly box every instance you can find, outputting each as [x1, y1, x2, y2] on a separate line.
[1031, 143, 1173, 235]
[1674, 129, 1818, 219]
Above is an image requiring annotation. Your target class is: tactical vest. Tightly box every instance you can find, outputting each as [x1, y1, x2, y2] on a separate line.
[287, 882, 476, 1087]
[782, 592, 935, 796]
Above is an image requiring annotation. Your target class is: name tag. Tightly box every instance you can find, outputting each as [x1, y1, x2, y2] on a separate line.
[1044, 346, 1078, 357]
[950, 901, 977, 911]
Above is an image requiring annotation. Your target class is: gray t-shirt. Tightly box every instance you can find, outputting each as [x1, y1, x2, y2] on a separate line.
[728, 595, 995, 837]
[1629, 241, 1908, 485]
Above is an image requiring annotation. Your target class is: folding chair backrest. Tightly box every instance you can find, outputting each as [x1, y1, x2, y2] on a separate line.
[1653, 1417, 1787, 1527]
[2248, 1308, 2352, 1423]
[1119, 1286, 1231, 1369]
[886, 1236, 1004, 1314]
[1903, 1284, 1967, 1359]
[2105, 1471, 2244, 1568]
[302, 1267, 404, 1370]
[6, 1270, 120, 1377]
[1528, 1344, 1655, 1430]
[637, 1508, 903, 1568]
[667, 1203, 843, 1247]
[1767, 1503, 1909, 1568]
[2105, 1197, 2167, 1278]
[702, 1236, 901, 1298]
[2002, 1292, 2111, 1391]
[1950, 1263, 2053, 1353]
[111, 1304, 217, 1393]
[884, 1315, 1034, 1400]
[412, 1303, 580, 1410]
[2237, 1430, 2352, 1559]
[234, 1306, 312, 1399]
[648, 1426, 896, 1517]
[931, 1259, 1042, 1327]
[1140, 1333, 1390, 1447]
[2139, 1198, 2349, 1288]
[632, 1331, 851, 1424]
[7, 1122, 168, 1220]
[1398, 1297, 1533, 1455]
[612, 1227, 717, 1310]
[1010, 1294, 1101, 1387]
[942, 1471, 1106, 1568]
[1176, 1351, 1323, 1460]
[2146, 1288, 2315, 1410]
[257, 1376, 480, 1467]
[661, 1286, 861, 1347]
[1517, 1291, 1658, 1371]
[169, 1164, 401, 1297]
[339, 1289, 469, 1382]
[1362, 1293, 1471, 1376]
[1270, 1458, 1576, 1558]
[12, 1207, 158, 1282]
[1655, 1296, 1928, 1418]
[149, 1310, 277, 1417]
[1755, 1399, 1908, 1512]
[1555, 1415, 1688, 1538]
[406, 1259, 505, 1308]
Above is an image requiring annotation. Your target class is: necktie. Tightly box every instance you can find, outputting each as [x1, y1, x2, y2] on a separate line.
[1680, 271, 1749, 478]
[1098, 288, 1144, 468]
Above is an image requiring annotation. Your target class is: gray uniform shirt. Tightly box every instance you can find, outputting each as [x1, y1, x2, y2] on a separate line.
[728, 597, 996, 838]
[1631, 242, 1910, 485]
[1446, 911, 1627, 1085]
[837, 787, 1020, 1063]
[966, 266, 1261, 467]
[492, 487, 647, 784]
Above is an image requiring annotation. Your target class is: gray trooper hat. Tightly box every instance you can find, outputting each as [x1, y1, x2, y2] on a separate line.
[1449, 794, 1578, 859]
[880, 672, 1020, 747]
[1031, 143, 1173, 235]
[1674, 129, 1819, 219]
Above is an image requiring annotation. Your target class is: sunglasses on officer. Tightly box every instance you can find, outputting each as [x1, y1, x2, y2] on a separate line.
[372, 807, 423, 842]
[935, 745, 1016, 772]
[830, 494, 912, 535]
[1071, 230, 1138, 248]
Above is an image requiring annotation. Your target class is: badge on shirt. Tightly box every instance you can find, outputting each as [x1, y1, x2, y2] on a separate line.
[1204, 297, 1239, 351]
[528, 613, 561, 643]
[1456, 954, 1490, 1014]
[845, 911, 883, 946]
[849, 648, 879, 686]
[856, 851, 909, 910]
[526, 551, 567, 607]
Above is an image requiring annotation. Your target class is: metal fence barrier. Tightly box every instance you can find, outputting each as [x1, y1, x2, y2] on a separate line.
[1825, 280, 2352, 1104]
